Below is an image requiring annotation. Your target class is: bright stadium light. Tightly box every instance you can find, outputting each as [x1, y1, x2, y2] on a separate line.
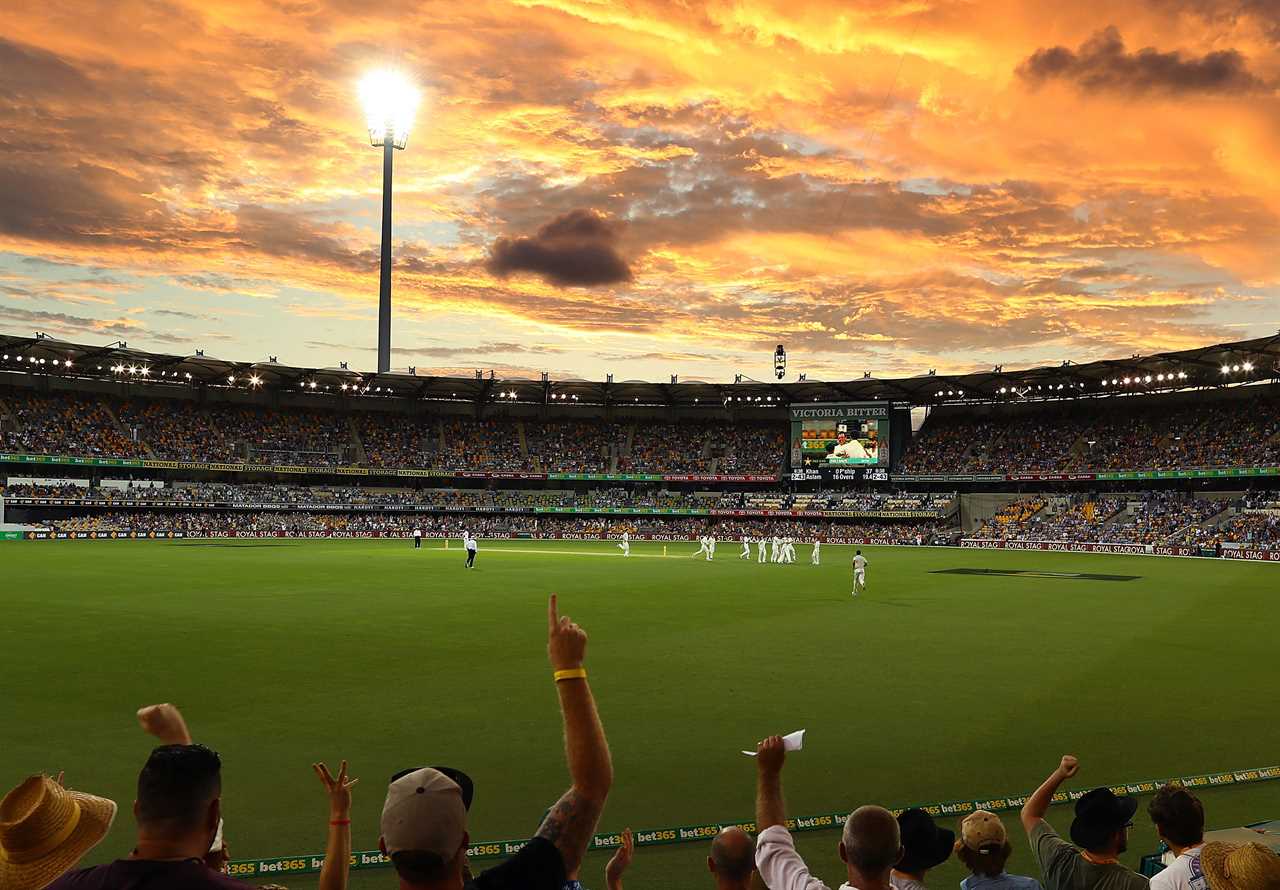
[359, 69, 420, 375]
[360, 70, 418, 149]
[1243, 362, 1254, 372]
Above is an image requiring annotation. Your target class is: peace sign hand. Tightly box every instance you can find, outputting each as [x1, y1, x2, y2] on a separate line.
[313, 760, 358, 818]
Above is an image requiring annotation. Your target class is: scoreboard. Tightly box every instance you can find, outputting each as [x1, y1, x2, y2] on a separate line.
[788, 402, 901, 482]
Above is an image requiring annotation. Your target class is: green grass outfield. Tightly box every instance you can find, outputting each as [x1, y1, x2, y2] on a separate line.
[2, 539, 1276, 890]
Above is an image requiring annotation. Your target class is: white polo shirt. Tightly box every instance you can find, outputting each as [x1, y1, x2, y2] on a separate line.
[1150, 845, 1207, 890]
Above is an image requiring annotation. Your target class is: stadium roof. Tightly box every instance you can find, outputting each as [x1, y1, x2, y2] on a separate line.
[2, 332, 1278, 408]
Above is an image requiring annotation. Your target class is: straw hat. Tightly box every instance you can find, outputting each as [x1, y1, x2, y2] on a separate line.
[1201, 841, 1280, 890]
[0, 775, 117, 890]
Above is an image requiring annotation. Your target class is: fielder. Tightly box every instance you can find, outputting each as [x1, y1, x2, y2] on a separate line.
[852, 549, 867, 596]
[770, 536, 781, 563]
[707, 536, 716, 561]
[617, 531, 630, 557]
[464, 531, 478, 569]
[693, 536, 710, 559]
[810, 539, 821, 565]
[757, 537, 767, 563]
[740, 535, 751, 559]
[412, 526, 422, 549]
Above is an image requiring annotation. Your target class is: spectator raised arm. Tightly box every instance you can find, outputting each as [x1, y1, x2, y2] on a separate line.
[1020, 756, 1078, 833]
[752, 735, 900, 890]
[535, 594, 615, 876]
[137, 702, 193, 746]
[1021, 756, 1146, 890]
[604, 827, 634, 890]
[313, 760, 357, 890]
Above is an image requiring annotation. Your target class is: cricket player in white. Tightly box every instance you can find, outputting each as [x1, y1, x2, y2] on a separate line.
[464, 531, 478, 568]
[740, 535, 751, 559]
[852, 549, 867, 596]
[693, 536, 709, 558]
[770, 536, 781, 563]
[757, 537, 767, 563]
[831, 426, 870, 460]
[784, 538, 796, 563]
[706, 536, 716, 561]
[810, 539, 821, 565]
[618, 531, 630, 557]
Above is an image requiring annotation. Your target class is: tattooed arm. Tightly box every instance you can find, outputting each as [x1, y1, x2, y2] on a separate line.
[536, 595, 614, 875]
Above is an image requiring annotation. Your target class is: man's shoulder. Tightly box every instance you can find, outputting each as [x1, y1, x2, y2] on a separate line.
[48, 860, 253, 890]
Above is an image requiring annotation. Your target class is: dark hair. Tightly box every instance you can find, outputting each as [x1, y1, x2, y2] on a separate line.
[136, 744, 222, 835]
[392, 850, 454, 885]
[710, 829, 756, 882]
[844, 806, 901, 874]
[1148, 785, 1204, 847]
[956, 841, 1013, 878]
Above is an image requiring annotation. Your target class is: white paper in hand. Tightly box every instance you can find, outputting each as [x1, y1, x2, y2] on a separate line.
[742, 729, 805, 756]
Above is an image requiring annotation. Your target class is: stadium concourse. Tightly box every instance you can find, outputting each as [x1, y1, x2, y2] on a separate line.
[2, 333, 1280, 558]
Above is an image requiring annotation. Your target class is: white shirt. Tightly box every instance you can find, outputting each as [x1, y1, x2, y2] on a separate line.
[854, 555, 867, 572]
[413, 529, 421, 536]
[813, 541, 821, 551]
[465, 536, 478, 551]
[622, 533, 629, 542]
[1150, 846, 1207, 890]
[832, 439, 869, 459]
[757, 825, 861, 890]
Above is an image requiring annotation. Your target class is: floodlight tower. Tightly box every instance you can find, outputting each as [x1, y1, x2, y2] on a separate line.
[360, 70, 419, 373]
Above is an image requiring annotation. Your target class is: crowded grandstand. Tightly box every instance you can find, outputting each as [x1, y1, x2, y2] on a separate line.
[2, 334, 1280, 559]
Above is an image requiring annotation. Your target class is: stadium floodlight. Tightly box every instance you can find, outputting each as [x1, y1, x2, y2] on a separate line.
[1243, 362, 1254, 372]
[1222, 365, 1231, 374]
[359, 69, 420, 375]
[249, 375, 262, 387]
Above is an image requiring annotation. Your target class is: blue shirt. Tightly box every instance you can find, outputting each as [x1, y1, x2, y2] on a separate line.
[962, 872, 1045, 890]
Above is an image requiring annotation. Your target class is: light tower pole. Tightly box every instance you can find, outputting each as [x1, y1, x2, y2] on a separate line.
[360, 70, 419, 374]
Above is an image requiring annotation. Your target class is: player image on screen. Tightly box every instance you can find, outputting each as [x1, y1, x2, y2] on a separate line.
[790, 404, 888, 475]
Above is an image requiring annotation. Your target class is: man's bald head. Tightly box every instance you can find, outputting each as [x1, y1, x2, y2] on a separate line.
[708, 827, 755, 885]
[841, 806, 902, 875]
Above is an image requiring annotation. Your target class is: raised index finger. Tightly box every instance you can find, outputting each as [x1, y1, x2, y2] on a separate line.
[548, 593, 558, 632]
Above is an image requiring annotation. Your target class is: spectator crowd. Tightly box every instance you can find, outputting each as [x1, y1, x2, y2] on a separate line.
[7, 621, 1277, 890]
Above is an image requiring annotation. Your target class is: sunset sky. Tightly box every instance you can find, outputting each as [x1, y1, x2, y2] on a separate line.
[1, 0, 1277, 382]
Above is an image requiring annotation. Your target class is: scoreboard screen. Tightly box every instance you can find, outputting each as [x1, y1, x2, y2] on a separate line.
[789, 402, 891, 481]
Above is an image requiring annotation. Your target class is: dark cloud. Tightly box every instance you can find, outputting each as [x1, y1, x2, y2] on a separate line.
[1018, 27, 1267, 94]
[233, 205, 370, 270]
[151, 308, 208, 319]
[303, 340, 562, 358]
[0, 302, 140, 337]
[487, 209, 632, 287]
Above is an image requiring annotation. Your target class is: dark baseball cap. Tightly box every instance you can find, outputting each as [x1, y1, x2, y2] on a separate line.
[1070, 788, 1138, 851]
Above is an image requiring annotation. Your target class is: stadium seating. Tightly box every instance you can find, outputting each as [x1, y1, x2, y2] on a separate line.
[7, 384, 1280, 475]
[902, 393, 1280, 474]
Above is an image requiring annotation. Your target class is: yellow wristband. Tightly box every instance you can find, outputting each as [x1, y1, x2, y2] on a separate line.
[554, 668, 587, 682]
